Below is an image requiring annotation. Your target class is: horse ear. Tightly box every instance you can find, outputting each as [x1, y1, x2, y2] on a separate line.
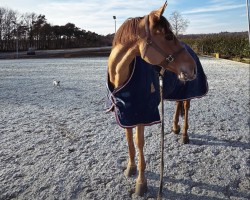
[156, 1, 168, 18]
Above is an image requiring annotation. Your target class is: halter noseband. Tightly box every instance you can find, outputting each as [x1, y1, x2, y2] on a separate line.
[142, 15, 185, 68]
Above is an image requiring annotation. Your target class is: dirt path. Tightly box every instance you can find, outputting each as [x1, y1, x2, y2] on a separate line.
[0, 57, 249, 200]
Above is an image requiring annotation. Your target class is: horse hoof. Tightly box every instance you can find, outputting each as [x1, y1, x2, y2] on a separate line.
[124, 165, 137, 177]
[135, 180, 147, 196]
[180, 135, 189, 144]
[172, 125, 180, 134]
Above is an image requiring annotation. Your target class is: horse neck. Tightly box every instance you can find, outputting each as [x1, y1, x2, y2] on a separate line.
[108, 43, 139, 88]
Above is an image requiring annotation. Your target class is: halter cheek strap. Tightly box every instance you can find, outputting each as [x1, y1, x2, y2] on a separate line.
[141, 15, 151, 59]
[142, 15, 185, 69]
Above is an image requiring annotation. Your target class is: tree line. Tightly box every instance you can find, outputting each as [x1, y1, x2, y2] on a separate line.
[0, 7, 113, 52]
[1, 6, 249, 60]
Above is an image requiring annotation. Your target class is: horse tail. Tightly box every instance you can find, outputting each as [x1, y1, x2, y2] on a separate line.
[179, 101, 185, 117]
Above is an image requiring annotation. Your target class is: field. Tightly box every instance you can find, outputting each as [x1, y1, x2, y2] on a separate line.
[0, 57, 249, 200]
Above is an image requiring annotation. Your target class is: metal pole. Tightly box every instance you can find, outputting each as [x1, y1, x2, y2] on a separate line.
[113, 16, 116, 34]
[16, 26, 18, 59]
[157, 75, 164, 200]
[247, 0, 250, 46]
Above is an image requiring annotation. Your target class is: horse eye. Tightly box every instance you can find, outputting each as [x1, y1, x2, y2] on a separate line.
[165, 33, 174, 41]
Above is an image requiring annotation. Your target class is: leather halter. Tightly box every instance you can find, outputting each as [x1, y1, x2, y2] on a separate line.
[142, 15, 185, 69]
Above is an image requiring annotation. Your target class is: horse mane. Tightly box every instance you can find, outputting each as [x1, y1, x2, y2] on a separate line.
[112, 15, 175, 47]
[112, 17, 143, 47]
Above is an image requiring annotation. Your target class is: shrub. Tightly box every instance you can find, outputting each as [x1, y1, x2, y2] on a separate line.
[180, 32, 250, 59]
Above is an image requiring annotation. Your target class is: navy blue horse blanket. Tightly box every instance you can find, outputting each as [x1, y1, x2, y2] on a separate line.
[106, 57, 161, 128]
[106, 43, 208, 128]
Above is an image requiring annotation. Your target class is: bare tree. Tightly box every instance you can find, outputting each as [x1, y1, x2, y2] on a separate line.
[169, 11, 189, 37]
[0, 7, 19, 51]
[23, 12, 37, 48]
[0, 7, 6, 50]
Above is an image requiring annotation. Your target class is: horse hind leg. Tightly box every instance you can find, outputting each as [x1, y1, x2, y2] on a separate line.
[124, 128, 137, 177]
[180, 100, 190, 144]
[172, 101, 182, 134]
[134, 125, 147, 196]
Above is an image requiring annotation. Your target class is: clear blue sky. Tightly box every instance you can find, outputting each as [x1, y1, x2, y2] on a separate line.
[0, 0, 248, 35]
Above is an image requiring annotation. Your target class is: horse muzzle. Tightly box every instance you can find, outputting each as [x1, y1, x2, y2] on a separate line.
[178, 65, 197, 82]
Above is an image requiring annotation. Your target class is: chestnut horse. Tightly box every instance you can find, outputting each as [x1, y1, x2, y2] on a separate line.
[108, 1, 196, 196]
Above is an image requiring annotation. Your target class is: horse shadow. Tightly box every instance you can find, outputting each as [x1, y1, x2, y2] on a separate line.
[189, 133, 249, 150]
[140, 131, 250, 199]
[145, 171, 249, 200]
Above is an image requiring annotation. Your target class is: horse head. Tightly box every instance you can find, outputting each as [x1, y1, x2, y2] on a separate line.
[137, 1, 197, 81]
[109, 1, 196, 88]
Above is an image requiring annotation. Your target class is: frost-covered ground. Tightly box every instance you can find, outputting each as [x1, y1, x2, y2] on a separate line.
[0, 57, 249, 200]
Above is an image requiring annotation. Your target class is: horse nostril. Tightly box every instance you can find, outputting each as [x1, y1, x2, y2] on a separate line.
[178, 72, 187, 81]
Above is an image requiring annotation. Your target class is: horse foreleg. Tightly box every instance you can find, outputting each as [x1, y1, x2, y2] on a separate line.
[135, 125, 147, 196]
[172, 101, 181, 134]
[124, 128, 137, 177]
[180, 100, 190, 144]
